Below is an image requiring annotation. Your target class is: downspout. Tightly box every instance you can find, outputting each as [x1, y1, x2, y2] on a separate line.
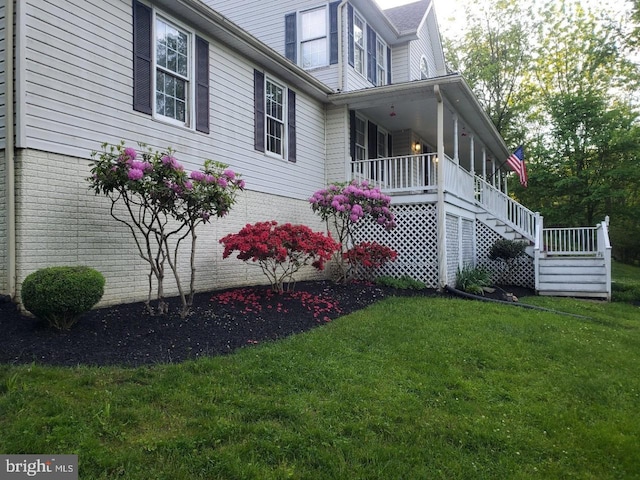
[435, 85, 446, 289]
[6, 0, 16, 300]
[337, 0, 348, 93]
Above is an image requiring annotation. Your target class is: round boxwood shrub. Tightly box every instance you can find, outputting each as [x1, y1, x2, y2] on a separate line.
[21, 266, 105, 330]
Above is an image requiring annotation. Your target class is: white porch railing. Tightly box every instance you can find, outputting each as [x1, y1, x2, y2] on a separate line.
[474, 176, 538, 241]
[350, 153, 437, 193]
[542, 218, 611, 257]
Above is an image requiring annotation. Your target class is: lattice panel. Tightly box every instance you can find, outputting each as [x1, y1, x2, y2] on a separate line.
[462, 218, 474, 266]
[353, 203, 439, 287]
[476, 221, 535, 288]
[446, 214, 460, 283]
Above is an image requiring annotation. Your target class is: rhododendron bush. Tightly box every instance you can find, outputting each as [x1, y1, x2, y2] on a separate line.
[88, 141, 244, 317]
[309, 180, 397, 281]
[220, 221, 339, 292]
[343, 242, 398, 281]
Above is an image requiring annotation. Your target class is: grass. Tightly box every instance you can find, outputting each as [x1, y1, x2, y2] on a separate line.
[1, 266, 640, 479]
[612, 261, 640, 302]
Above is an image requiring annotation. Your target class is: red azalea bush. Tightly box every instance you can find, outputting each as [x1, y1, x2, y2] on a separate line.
[220, 221, 340, 292]
[343, 242, 398, 281]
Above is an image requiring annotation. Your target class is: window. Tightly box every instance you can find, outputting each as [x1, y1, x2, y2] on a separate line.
[353, 13, 365, 76]
[132, 1, 209, 133]
[300, 7, 327, 68]
[254, 70, 297, 162]
[377, 129, 387, 158]
[265, 78, 286, 157]
[420, 56, 429, 79]
[376, 38, 387, 86]
[155, 17, 189, 124]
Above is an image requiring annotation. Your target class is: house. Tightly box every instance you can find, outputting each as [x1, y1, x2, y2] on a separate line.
[0, 0, 611, 307]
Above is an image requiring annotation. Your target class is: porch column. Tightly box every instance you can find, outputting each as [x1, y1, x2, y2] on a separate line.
[453, 114, 459, 163]
[435, 85, 447, 288]
[492, 158, 496, 187]
[482, 148, 487, 181]
[504, 171, 509, 196]
[469, 135, 475, 176]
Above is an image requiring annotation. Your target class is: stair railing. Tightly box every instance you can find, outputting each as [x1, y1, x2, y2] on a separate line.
[597, 216, 612, 300]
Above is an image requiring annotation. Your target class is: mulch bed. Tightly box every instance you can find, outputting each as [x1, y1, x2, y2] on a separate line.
[0, 281, 532, 367]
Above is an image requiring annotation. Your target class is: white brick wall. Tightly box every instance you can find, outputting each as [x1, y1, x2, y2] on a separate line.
[15, 149, 330, 307]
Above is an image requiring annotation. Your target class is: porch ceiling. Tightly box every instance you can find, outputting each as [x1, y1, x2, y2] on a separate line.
[329, 75, 511, 173]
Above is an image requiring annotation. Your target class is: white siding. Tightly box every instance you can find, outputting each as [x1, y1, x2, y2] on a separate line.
[390, 43, 410, 84]
[14, 149, 328, 307]
[325, 103, 348, 184]
[0, 150, 6, 293]
[206, 0, 341, 90]
[409, 21, 436, 81]
[20, 0, 326, 201]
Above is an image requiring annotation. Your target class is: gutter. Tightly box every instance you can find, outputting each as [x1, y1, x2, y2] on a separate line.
[6, 0, 15, 300]
[337, 0, 348, 92]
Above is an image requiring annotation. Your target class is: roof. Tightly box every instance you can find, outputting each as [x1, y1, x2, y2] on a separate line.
[383, 0, 431, 33]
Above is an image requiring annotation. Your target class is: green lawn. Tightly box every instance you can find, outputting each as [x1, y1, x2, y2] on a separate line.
[1, 266, 640, 479]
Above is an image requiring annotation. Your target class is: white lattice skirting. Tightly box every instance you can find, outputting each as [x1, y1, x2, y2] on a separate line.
[352, 203, 535, 289]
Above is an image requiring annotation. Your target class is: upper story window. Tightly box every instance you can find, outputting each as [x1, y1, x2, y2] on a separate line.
[155, 18, 189, 124]
[300, 7, 327, 69]
[132, 0, 209, 133]
[376, 38, 387, 86]
[420, 56, 429, 79]
[353, 13, 365, 76]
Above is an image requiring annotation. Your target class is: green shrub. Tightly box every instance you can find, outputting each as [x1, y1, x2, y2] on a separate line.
[21, 266, 105, 330]
[376, 275, 426, 290]
[455, 264, 492, 295]
[489, 239, 528, 262]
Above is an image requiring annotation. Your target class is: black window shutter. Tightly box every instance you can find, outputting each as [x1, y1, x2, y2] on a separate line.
[133, 0, 152, 115]
[285, 13, 297, 63]
[387, 133, 393, 157]
[195, 36, 209, 134]
[349, 110, 356, 160]
[368, 121, 377, 159]
[347, 5, 354, 67]
[387, 47, 392, 85]
[329, 2, 339, 65]
[254, 70, 265, 152]
[367, 26, 376, 84]
[288, 89, 296, 163]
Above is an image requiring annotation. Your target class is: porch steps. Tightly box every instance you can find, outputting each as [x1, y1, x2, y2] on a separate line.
[476, 213, 535, 256]
[537, 256, 609, 299]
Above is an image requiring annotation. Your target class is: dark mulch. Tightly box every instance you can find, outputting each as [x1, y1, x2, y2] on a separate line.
[0, 281, 532, 368]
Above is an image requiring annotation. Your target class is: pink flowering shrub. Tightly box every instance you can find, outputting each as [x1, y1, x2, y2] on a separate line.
[343, 242, 398, 281]
[309, 180, 396, 281]
[88, 141, 244, 317]
[220, 221, 339, 293]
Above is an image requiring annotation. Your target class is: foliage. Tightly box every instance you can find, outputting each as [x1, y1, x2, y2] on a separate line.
[489, 239, 527, 262]
[455, 264, 493, 295]
[220, 221, 339, 293]
[21, 266, 105, 330]
[611, 261, 640, 302]
[309, 180, 396, 282]
[2, 297, 639, 478]
[376, 275, 426, 290]
[343, 242, 398, 281]
[88, 141, 244, 318]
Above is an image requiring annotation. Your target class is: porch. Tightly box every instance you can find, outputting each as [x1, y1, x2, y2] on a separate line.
[348, 153, 612, 299]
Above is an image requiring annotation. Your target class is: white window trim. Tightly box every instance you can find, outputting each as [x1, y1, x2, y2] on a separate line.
[353, 11, 366, 78]
[265, 76, 288, 160]
[299, 6, 329, 70]
[377, 126, 388, 158]
[355, 114, 367, 160]
[152, 11, 195, 129]
[376, 37, 387, 86]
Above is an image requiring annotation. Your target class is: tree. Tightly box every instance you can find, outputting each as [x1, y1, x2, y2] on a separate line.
[89, 142, 245, 317]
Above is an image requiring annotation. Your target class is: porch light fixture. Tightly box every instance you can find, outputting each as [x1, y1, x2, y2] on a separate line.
[412, 142, 421, 153]
[389, 105, 396, 117]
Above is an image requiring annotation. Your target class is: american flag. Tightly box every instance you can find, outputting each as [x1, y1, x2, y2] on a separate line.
[506, 146, 527, 187]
